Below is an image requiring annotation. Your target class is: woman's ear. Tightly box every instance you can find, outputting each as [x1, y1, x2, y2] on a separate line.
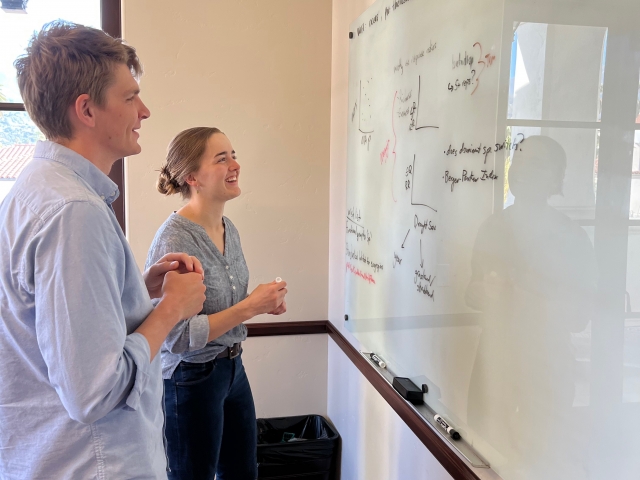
[184, 173, 197, 187]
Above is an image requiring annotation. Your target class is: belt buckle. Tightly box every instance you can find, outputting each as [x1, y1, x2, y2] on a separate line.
[229, 343, 241, 359]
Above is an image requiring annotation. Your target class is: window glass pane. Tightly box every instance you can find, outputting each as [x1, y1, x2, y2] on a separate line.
[0, 111, 42, 203]
[572, 225, 594, 407]
[624, 318, 640, 403]
[508, 23, 607, 122]
[626, 226, 640, 314]
[637, 70, 640, 123]
[504, 127, 599, 221]
[632, 130, 640, 219]
[0, 0, 101, 103]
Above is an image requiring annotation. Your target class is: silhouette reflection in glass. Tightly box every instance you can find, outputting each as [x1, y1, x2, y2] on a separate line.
[465, 135, 597, 479]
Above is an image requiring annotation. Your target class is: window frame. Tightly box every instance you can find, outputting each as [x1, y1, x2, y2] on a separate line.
[0, 0, 126, 233]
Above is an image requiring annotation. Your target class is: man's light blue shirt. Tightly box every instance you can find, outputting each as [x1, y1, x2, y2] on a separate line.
[0, 141, 167, 479]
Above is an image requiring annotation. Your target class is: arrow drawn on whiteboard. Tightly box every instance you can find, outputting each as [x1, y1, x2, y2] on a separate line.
[420, 239, 424, 268]
[391, 91, 398, 203]
[401, 229, 410, 248]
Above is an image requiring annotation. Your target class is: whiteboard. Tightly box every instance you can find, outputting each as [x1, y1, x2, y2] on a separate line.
[344, 0, 640, 478]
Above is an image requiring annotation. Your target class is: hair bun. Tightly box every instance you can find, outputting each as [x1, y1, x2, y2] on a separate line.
[157, 165, 179, 195]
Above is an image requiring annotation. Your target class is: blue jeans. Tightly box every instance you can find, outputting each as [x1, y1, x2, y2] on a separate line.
[164, 354, 257, 480]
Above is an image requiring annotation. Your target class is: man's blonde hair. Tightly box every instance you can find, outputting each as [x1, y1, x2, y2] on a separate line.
[14, 21, 142, 140]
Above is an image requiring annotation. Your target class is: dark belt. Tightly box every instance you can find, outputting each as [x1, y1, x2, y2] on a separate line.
[216, 342, 242, 359]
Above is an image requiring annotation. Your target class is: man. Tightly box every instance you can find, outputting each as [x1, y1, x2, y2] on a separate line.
[0, 22, 206, 479]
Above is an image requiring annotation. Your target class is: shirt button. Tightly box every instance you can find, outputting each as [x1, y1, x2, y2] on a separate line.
[226, 266, 229, 270]
[230, 276, 233, 279]
[232, 285, 236, 290]
[100, 195, 105, 200]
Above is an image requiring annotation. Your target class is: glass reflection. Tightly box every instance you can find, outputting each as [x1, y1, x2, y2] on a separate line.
[508, 23, 607, 123]
[636, 70, 640, 123]
[505, 127, 598, 220]
[630, 131, 640, 218]
[344, 0, 640, 478]
[623, 317, 640, 403]
[466, 135, 597, 477]
[626, 226, 640, 313]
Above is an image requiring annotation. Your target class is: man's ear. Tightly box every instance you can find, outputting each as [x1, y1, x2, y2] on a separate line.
[71, 94, 96, 129]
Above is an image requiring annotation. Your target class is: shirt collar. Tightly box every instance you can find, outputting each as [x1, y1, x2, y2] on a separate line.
[33, 140, 120, 205]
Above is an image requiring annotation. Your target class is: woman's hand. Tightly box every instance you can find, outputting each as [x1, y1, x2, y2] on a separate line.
[245, 280, 287, 316]
[268, 300, 287, 315]
[144, 253, 204, 299]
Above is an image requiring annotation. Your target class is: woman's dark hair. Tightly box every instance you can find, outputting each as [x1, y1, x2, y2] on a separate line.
[157, 127, 223, 199]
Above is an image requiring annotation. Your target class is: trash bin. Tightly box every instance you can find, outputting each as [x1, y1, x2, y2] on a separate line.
[257, 414, 340, 480]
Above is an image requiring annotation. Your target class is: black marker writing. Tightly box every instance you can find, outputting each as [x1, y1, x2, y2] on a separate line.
[346, 217, 372, 243]
[443, 169, 499, 192]
[414, 268, 436, 300]
[346, 243, 384, 272]
[414, 215, 436, 233]
[347, 207, 362, 222]
[444, 135, 526, 164]
[452, 51, 474, 70]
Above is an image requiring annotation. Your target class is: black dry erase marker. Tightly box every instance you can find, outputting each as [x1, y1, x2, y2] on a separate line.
[369, 353, 386, 369]
[434, 414, 461, 440]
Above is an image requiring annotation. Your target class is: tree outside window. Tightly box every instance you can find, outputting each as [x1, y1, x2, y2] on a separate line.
[0, 0, 110, 203]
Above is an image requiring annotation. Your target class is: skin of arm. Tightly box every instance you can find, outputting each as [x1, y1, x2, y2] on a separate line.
[204, 280, 288, 342]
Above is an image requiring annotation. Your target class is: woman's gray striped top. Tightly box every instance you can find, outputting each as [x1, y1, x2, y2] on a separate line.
[145, 213, 249, 379]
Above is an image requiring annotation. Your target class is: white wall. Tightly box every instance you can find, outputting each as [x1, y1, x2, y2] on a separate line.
[122, 0, 331, 324]
[243, 334, 328, 419]
[121, 0, 332, 444]
[328, 339, 454, 480]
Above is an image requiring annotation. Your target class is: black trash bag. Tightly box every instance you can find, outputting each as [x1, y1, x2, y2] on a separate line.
[257, 415, 340, 480]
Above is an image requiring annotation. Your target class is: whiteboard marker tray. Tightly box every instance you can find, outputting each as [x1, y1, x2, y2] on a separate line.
[360, 351, 490, 469]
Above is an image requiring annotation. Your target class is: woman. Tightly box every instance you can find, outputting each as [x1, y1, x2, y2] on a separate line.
[146, 127, 288, 480]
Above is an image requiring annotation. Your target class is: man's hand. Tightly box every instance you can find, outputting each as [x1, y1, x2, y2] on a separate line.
[159, 270, 207, 322]
[144, 253, 204, 299]
[136, 270, 206, 360]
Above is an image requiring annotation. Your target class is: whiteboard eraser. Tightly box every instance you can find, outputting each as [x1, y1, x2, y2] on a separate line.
[392, 377, 424, 405]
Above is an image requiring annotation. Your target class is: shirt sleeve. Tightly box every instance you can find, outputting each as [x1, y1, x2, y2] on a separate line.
[163, 315, 210, 354]
[145, 228, 211, 354]
[33, 200, 153, 424]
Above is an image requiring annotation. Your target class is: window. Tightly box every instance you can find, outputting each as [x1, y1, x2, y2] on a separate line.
[504, 19, 640, 411]
[0, 0, 125, 231]
[505, 23, 607, 220]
